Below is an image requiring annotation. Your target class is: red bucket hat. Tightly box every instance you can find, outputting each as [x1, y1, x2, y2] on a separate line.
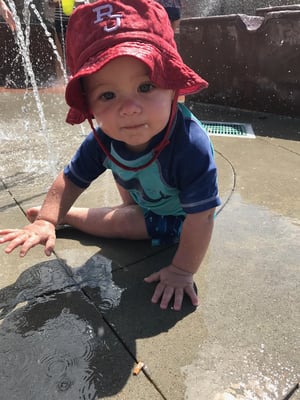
[65, 0, 208, 125]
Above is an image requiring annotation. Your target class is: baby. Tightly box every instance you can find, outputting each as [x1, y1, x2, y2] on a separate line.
[0, 0, 221, 310]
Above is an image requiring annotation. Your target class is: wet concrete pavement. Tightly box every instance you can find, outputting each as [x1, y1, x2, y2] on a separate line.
[0, 89, 299, 399]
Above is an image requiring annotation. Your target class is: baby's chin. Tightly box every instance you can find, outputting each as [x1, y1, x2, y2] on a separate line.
[124, 141, 150, 153]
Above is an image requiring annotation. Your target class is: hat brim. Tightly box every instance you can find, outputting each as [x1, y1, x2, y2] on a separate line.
[65, 41, 208, 124]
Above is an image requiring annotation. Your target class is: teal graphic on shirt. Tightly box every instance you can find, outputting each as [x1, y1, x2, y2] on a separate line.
[104, 144, 184, 216]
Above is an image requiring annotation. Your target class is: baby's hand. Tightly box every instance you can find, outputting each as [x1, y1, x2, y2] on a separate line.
[0, 220, 56, 257]
[144, 264, 198, 311]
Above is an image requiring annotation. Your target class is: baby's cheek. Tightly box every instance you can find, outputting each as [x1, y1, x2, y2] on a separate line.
[95, 119, 104, 129]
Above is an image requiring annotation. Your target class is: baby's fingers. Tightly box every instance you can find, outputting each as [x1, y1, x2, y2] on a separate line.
[150, 281, 165, 305]
[144, 271, 160, 283]
[18, 235, 40, 257]
[44, 235, 56, 257]
[0, 231, 38, 256]
[0, 230, 24, 253]
[159, 286, 175, 310]
[184, 285, 199, 307]
[0, 229, 21, 242]
[10, 233, 40, 257]
[173, 288, 185, 311]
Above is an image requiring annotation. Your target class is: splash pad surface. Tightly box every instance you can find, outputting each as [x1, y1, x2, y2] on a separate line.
[0, 2, 299, 397]
[0, 84, 299, 399]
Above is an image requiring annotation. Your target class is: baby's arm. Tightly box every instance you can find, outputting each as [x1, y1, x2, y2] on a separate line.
[144, 208, 215, 310]
[0, 0, 16, 31]
[0, 171, 84, 257]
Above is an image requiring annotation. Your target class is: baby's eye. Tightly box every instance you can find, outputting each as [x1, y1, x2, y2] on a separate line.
[139, 83, 155, 93]
[100, 91, 115, 101]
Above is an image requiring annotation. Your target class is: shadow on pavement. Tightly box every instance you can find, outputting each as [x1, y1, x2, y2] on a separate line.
[0, 236, 196, 399]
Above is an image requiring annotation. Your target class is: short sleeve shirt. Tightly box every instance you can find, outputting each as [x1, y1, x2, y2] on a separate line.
[64, 104, 221, 216]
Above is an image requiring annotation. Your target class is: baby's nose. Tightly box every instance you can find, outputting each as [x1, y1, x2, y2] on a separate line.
[119, 97, 142, 115]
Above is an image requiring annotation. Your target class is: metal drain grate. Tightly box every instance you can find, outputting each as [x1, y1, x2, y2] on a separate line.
[202, 121, 255, 138]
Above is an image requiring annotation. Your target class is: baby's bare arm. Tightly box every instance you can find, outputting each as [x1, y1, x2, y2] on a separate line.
[145, 208, 215, 310]
[35, 171, 85, 226]
[172, 208, 215, 274]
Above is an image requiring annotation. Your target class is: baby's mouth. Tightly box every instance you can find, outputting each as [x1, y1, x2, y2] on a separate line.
[122, 123, 149, 130]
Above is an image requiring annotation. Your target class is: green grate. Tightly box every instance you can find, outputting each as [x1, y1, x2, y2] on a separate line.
[202, 121, 255, 138]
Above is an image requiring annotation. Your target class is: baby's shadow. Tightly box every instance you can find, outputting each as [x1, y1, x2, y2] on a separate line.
[0, 245, 196, 399]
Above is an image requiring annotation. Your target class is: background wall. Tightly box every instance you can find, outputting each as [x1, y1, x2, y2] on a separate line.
[181, 0, 300, 17]
[179, 9, 300, 116]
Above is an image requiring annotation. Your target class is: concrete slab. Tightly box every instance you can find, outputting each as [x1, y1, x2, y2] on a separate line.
[87, 248, 203, 400]
[1, 89, 299, 399]
[213, 136, 300, 219]
[0, 188, 59, 288]
[183, 195, 300, 399]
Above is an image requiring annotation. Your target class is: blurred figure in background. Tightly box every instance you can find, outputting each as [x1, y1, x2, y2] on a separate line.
[157, 0, 184, 101]
[48, 0, 85, 58]
[0, 0, 16, 31]
[48, 0, 69, 51]
[1, 1, 58, 34]
[157, 0, 182, 32]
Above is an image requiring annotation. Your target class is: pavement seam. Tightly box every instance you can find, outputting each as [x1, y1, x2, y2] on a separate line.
[80, 286, 169, 400]
[45, 253, 170, 400]
[255, 136, 300, 157]
[281, 382, 300, 400]
[0, 177, 29, 217]
[214, 149, 237, 216]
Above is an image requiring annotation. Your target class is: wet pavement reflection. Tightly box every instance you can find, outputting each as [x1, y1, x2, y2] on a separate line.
[0, 290, 127, 398]
[0, 255, 123, 398]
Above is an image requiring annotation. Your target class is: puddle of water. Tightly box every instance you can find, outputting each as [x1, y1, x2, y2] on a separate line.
[72, 253, 124, 311]
[0, 303, 101, 399]
[0, 254, 123, 318]
[0, 259, 74, 316]
[0, 252, 127, 399]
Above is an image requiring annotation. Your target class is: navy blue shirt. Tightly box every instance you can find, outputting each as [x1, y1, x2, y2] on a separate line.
[64, 104, 221, 216]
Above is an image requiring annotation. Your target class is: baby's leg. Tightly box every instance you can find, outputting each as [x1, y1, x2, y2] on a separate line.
[27, 205, 149, 240]
[63, 206, 149, 239]
[26, 181, 134, 223]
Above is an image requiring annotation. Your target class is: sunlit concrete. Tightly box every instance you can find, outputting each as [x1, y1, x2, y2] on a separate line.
[0, 89, 299, 399]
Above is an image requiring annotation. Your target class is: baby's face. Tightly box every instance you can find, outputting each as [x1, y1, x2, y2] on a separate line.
[83, 56, 174, 152]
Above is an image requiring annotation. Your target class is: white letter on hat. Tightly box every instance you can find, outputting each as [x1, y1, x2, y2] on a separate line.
[93, 4, 122, 32]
